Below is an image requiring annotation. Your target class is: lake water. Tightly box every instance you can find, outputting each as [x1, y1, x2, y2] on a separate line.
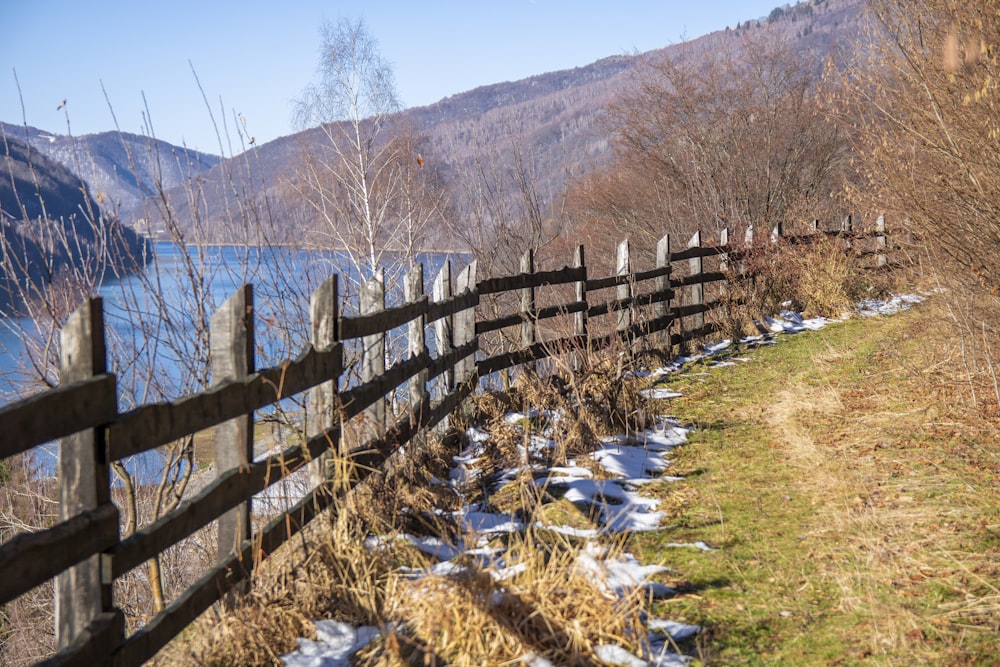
[0, 242, 468, 482]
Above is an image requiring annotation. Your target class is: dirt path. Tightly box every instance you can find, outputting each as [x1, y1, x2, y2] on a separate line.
[633, 299, 1000, 665]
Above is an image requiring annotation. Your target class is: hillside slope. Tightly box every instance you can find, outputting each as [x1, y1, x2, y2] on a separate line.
[142, 0, 864, 244]
[0, 135, 149, 314]
[0, 121, 220, 215]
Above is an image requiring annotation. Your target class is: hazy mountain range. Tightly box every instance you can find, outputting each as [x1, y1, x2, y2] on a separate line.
[1, 0, 864, 247]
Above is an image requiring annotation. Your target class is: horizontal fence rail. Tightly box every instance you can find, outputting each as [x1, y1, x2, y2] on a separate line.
[0, 217, 892, 665]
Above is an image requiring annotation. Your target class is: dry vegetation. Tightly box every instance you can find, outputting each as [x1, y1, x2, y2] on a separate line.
[637, 293, 1000, 665]
[10, 0, 1000, 663]
[156, 357, 664, 666]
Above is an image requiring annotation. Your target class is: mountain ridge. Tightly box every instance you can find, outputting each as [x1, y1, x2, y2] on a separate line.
[1, 0, 865, 246]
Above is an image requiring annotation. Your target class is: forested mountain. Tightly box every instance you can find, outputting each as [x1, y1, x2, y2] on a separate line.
[0, 121, 220, 214]
[129, 0, 863, 244]
[2, 0, 864, 248]
[0, 135, 149, 314]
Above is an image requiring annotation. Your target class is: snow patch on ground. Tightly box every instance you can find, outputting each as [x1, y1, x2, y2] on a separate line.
[857, 293, 925, 317]
[280, 293, 924, 665]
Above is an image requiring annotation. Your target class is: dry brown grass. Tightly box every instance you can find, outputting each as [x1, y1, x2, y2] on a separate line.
[717, 233, 883, 339]
[768, 299, 1000, 659]
[376, 534, 648, 666]
[158, 357, 670, 666]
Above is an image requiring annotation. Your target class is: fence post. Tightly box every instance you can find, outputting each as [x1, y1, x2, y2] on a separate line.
[719, 228, 730, 275]
[432, 260, 453, 393]
[55, 298, 117, 649]
[361, 270, 387, 439]
[876, 214, 888, 268]
[841, 214, 853, 233]
[211, 285, 255, 585]
[654, 234, 671, 349]
[718, 228, 730, 306]
[811, 219, 820, 234]
[405, 265, 429, 423]
[738, 226, 754, 278]
[308, 275, 339, 490]
[432, 261, 453, 431]
[454, 261, 478, 385]
[688, 231, 704, 332]
[771, 222, 783, 243]
[573, 245, 588, 372]
[520, 249, 536, 372]
[616, 239, 632, 337]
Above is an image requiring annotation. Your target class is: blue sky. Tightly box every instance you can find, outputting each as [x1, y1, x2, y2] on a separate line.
[2, 1, 785, 155]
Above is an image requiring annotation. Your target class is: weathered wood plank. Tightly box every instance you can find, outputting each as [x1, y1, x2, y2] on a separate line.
[654, 234, 672, 348]
[631, 265, 672, 285]
[338, 295, 428, 341]
[454, 261, 478, 384]
[425, 289, 477, 326]
[477, 266, 586, 294]
[109, 420, 341, 579]
[38, 611, 124, 667]
[573, 245, 588, 372]
[588, 291, 672, 319]
[113, 540, 251, 666]
[340, 350, 433, 422]
[589, 265, 674, 291]
[586, 274, 632, 291]
[616, 240, 631, 336]
[107, 343, 344, 461]
[0, 503, 118, 605]
[477, 336, 583, 376]
[361, 271, 387, 438]
[687, 231, 705, 332]
[308, 275, 340, 488]
[56, 298, 113, 649]
[669, 244, 724, 262]
[475, 300, 587, 335]
[432, 262, 453, 394]
[211, 286, 255, 578]
[339, 340, 478, 422]
[673, 301, 719, 319]
[0, 375, 116, 460]
[520, 249, 536, 361]
[672, 271, 727, 288]
[405, 266, 430, 426]
[876, 214, 888, 268]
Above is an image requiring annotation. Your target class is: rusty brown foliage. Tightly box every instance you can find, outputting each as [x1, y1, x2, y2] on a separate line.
[842, 0, 1000, 406]
[567, 33, 851, 261]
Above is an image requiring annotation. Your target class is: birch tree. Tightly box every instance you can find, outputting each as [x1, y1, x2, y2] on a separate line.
[293, 17, 407, 284]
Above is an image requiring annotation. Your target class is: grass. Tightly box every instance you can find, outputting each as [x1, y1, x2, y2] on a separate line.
[160, 292, 1000, 666]
[633, 296, 1000, 665]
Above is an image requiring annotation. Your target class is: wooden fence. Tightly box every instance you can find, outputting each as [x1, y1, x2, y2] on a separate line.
[0, 219, 890, 665]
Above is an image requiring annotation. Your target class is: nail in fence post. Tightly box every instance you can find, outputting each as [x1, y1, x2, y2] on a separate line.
[211, 284, 254, 595]
[308, 275, 339, 489]
[55, 298, 116, 649]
